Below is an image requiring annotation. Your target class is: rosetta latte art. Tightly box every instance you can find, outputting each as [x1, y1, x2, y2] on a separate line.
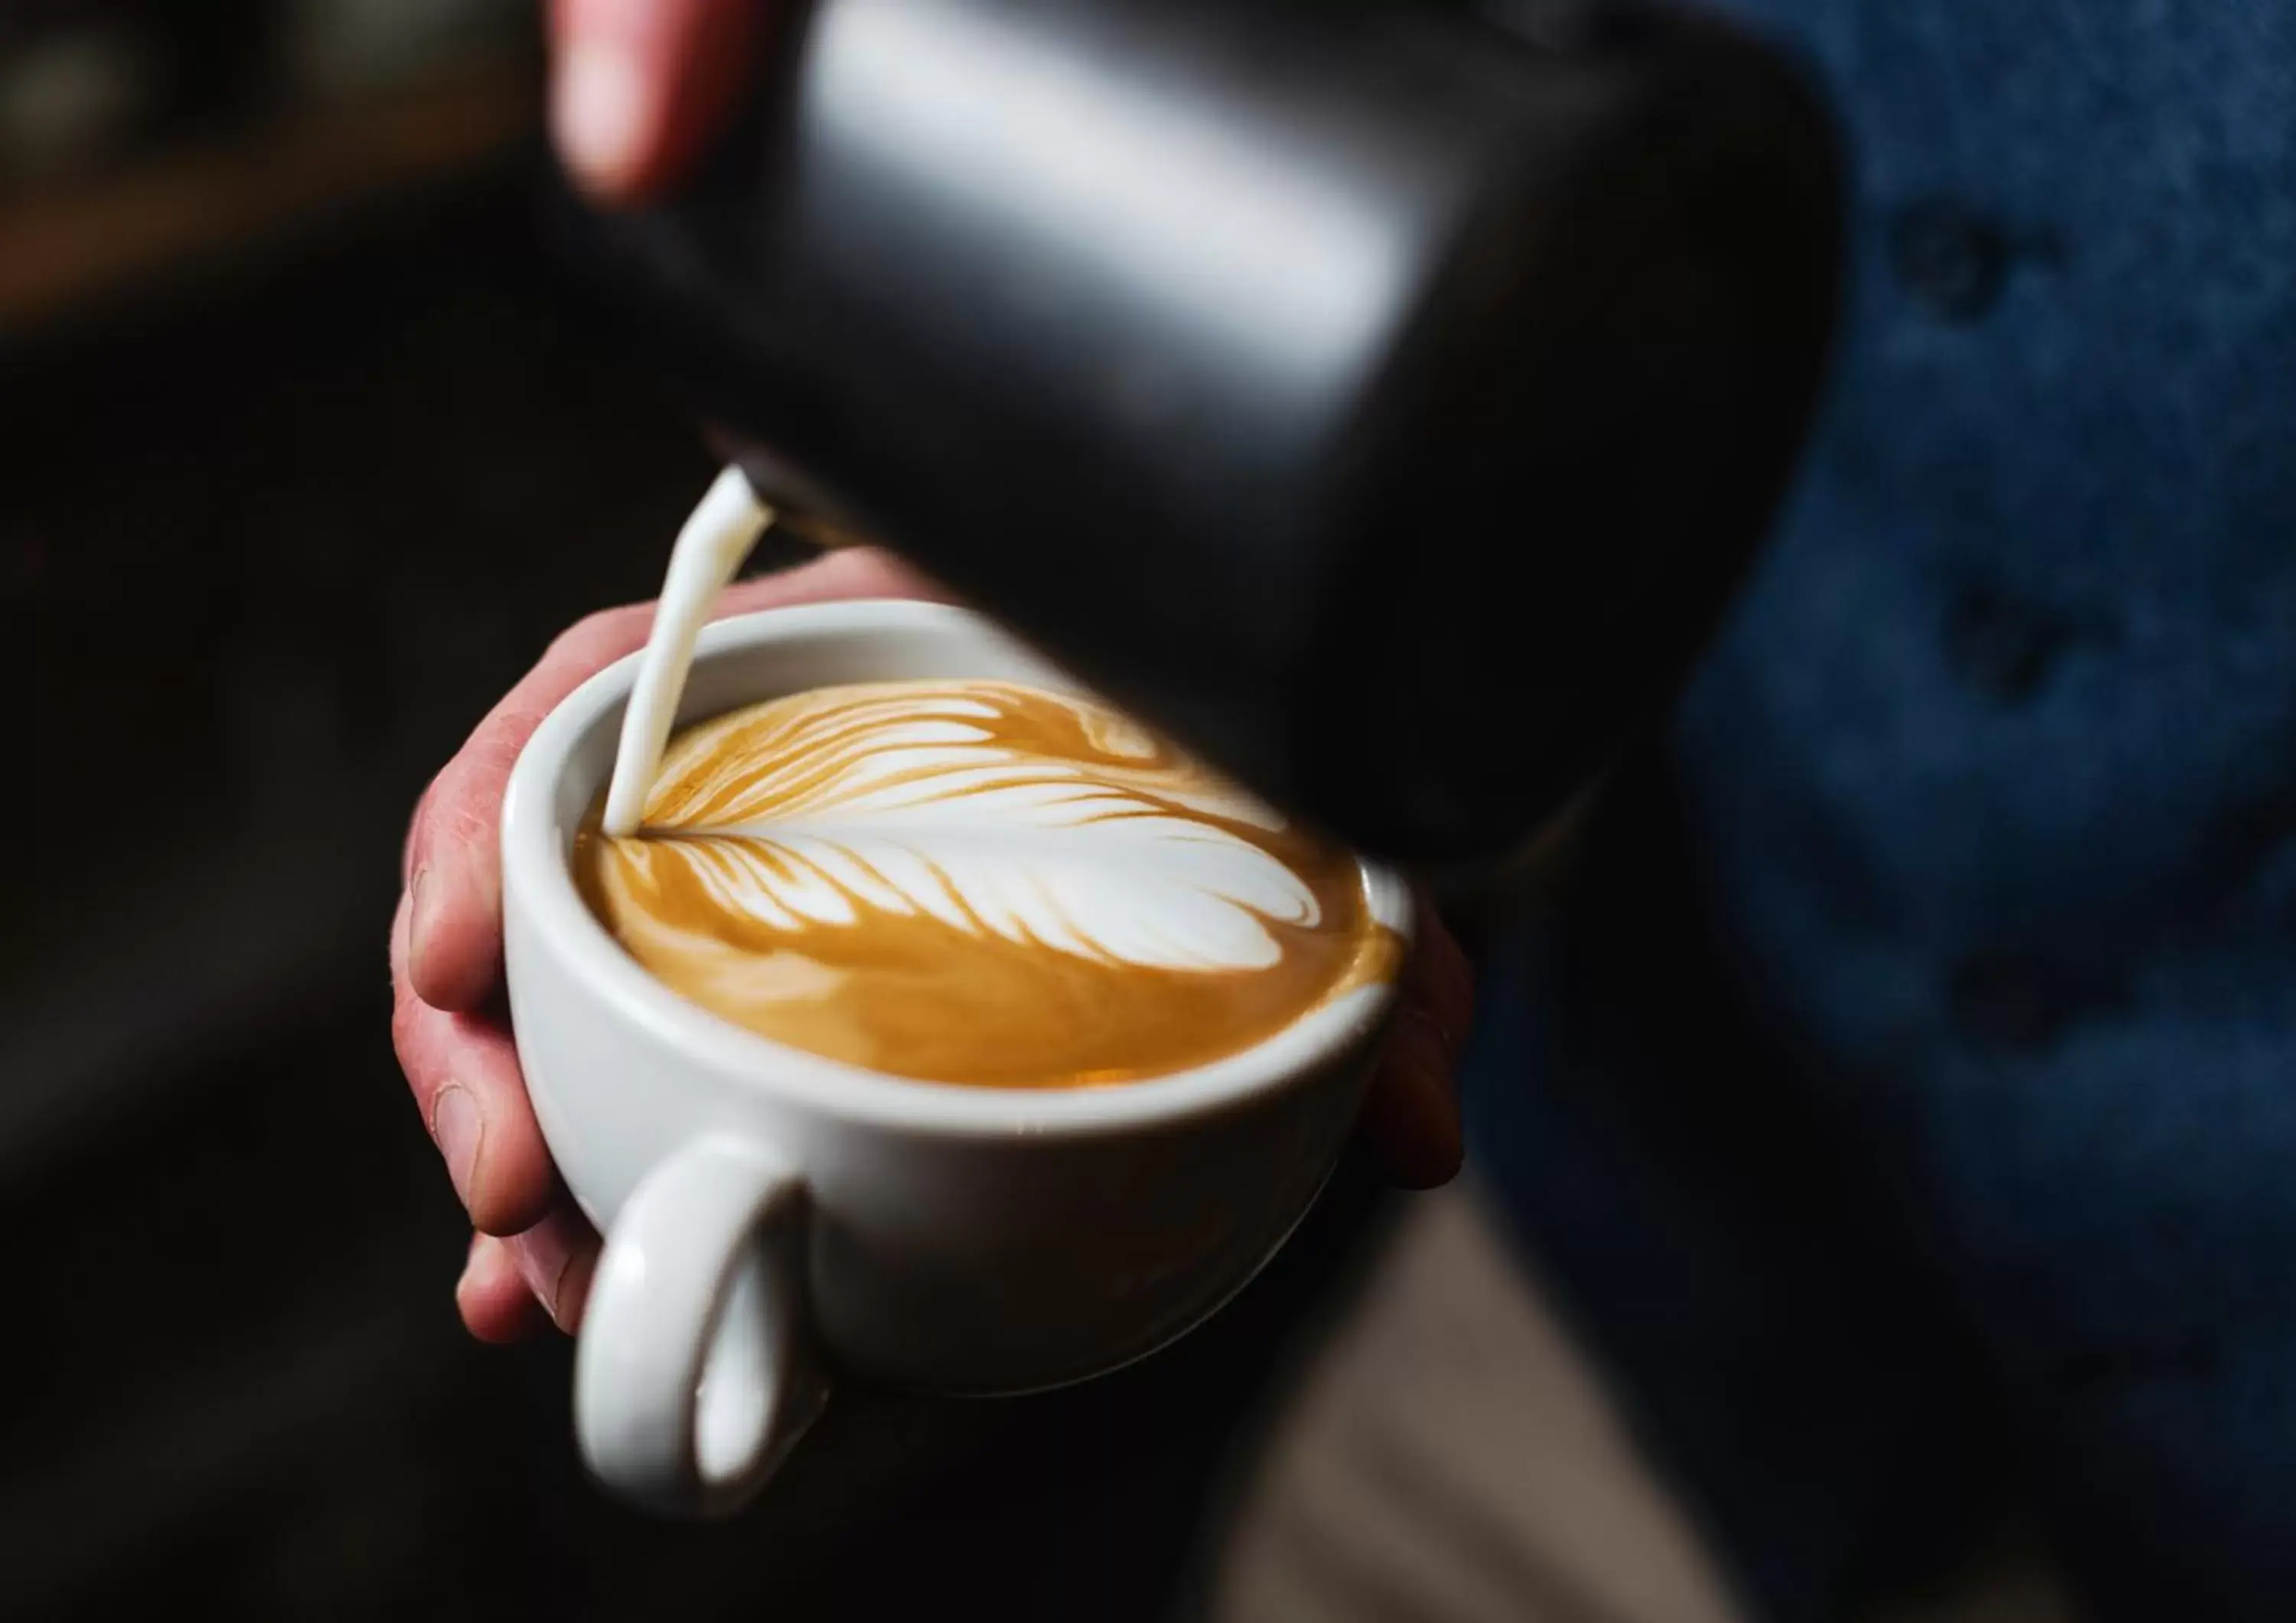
[576, 679, 1394, 1087]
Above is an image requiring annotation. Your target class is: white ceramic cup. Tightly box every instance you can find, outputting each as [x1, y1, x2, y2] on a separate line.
[501, 599, 1410, 1516]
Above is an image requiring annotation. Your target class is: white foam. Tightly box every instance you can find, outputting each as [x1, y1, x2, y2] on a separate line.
[635, 683, 1322, 973]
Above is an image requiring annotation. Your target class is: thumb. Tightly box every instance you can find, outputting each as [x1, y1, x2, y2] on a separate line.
[550, 0, 769, 203]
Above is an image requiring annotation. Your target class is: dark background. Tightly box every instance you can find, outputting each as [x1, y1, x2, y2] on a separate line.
[0, 8, 1402, 1616]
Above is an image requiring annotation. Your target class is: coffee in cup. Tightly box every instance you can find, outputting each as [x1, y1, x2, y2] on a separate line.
[576, 677, 1397, 1088]
[505, 601, 1411, 1514]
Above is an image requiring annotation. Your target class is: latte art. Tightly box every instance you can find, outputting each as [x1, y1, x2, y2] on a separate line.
[576, 679, 1394, 1086]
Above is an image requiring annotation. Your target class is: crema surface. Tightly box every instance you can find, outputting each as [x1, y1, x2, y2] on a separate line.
[576, 679, 1394, 1086]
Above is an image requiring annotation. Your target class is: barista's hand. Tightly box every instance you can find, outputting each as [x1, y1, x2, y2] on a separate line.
[391, 547, 1472, 1341]
[548, 0, 772, 203]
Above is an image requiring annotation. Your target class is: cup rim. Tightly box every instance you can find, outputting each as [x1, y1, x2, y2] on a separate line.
[501, 599, 1412, 1139]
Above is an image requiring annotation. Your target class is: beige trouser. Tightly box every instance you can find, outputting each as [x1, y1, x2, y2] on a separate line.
[1204, 1183, 2079, 1623]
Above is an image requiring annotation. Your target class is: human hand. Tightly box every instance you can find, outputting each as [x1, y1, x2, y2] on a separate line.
[547, 0, 776, 204]
[393, 546, 1469, 1341]
[396, 547, 939, 1341]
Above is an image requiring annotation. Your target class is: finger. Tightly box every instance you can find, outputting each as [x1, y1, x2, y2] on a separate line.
[1361, 1005, 1465, 1189]
[393, 893, 560, 1236]
[405, 547, 944, 1012]
[510, 1204, 605, 1335]
[1358, 900, 1476, 1189]
[550, 0, 768, 203]
[458, 1234, 552, 1344]
[401, 776, 433, 884]
[403, 598, 647, 1011]
[1408, 905, 1476, 1056]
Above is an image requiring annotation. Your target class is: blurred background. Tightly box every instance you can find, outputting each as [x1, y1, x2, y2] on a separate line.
[0, 5, 1430, 1619]
[0, 6, 2087, 1621]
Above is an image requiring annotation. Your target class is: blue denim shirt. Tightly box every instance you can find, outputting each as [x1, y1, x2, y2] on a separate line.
[1467, 5, 2296, 1618]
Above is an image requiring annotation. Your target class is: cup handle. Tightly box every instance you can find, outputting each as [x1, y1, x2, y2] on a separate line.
[574, 1136, 828, 1516]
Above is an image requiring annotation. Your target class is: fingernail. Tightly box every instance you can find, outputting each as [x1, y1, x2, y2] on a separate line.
[432, 1086, 482, 1208]
[553, 1250, 598, 1334]
[553, 42, 650, 191]
[517, 1224, 592, 1333]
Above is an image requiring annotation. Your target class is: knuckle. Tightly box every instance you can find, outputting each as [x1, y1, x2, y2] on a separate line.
[390, 991, 426, 1071]
[403, 772, 445, 864]
[546, 603, 648, 668]
[543, 610, 605, 659]
[422, 712, 542, 855]
[445, 795, 497, 854]
[468, 718, 536, 784]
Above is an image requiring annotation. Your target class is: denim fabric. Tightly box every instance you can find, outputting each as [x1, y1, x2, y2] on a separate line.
[1471, 5, 2296, 1618]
